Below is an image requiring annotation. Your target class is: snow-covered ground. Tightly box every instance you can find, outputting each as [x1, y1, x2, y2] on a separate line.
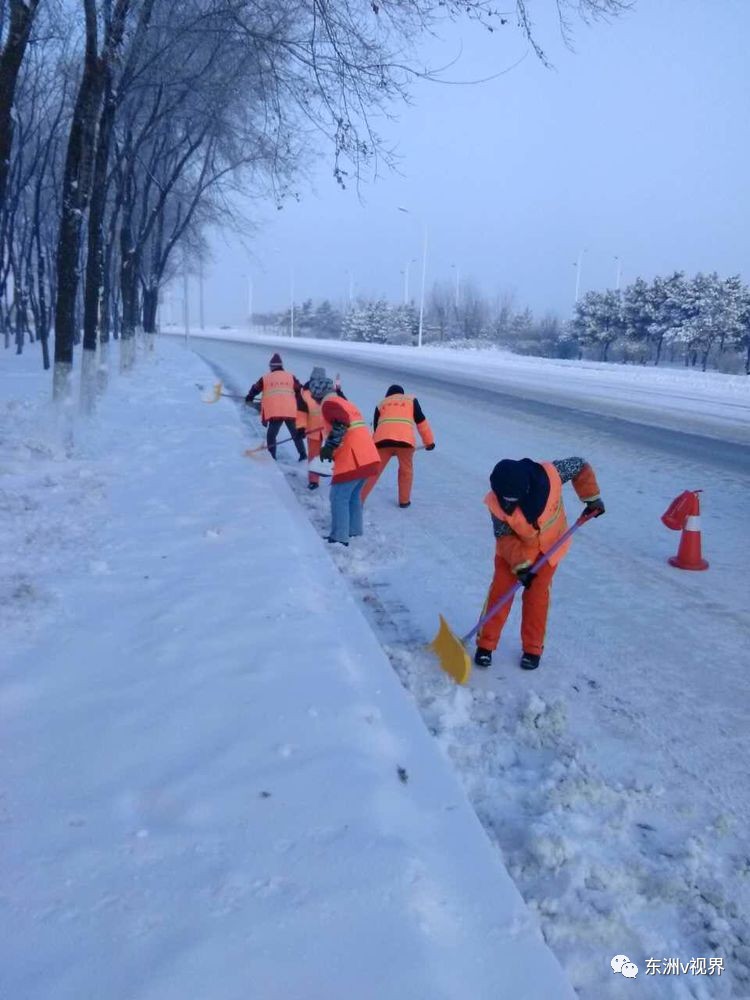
[1, 341, 576, 1000]
[168, 326, 750, 446]
[183, 330, 750, 999]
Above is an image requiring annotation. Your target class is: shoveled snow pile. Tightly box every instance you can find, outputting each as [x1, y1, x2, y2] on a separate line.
[1, 341, 575, 1000]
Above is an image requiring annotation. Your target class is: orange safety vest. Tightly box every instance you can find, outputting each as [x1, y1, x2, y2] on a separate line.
[484, 462, 571, 571]
[261, 371, 296, 421]
[300, 388, 323, 436]
[374, 394, 417, 447]
[328, 398, 380, 477]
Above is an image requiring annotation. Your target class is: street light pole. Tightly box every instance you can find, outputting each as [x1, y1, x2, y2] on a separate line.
[614, 255, 622, 291]
[199, 258, 205, 329]
[451, 263, 460, 308]
[417, 228, 428, 348]
[398, 207, 427, 347]
[290, 268, 295, 338]
[183, 259, 190, 340]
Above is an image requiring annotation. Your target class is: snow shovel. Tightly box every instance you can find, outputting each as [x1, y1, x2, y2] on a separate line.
[428, 513, 593, 685]
[244, 427, 314, 458]
[202, 380, 245, 403]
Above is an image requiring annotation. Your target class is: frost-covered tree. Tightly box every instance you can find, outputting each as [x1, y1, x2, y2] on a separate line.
[673, 272, 740, 371]
[571, 289, 625, 361]
[733, 285, 750, 375]
[312, 300, 342, 339]
[392, 303, 418, 343]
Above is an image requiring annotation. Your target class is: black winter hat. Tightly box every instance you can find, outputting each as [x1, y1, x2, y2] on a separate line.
[386, 384, 404, 395]
[269, 352, 283, 370]
[490, 459, 533, 501]
[490, 458, 550, 524]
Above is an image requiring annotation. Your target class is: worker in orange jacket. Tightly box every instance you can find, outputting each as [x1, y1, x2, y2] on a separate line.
[475, 457, 605, 671]
[244, 352, 306, 461]
[296, 366, 346, 491]
[360, 384, 435, 508]
[318, 384, 380, 546]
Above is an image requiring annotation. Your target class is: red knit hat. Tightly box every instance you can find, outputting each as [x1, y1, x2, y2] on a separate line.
[269, 353, 283, 370]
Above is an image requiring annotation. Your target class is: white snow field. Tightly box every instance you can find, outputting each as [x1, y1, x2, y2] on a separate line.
[179, 329, 750, 999]
[1, 342, 576, 1000]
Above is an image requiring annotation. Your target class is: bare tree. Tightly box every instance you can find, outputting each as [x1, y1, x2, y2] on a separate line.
[0, 0, 42, 211]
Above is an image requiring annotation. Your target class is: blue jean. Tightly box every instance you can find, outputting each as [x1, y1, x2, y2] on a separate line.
[329, 478, 365, 543]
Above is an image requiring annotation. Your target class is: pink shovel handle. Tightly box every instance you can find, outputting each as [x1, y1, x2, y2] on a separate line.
[461, 514, 592, 644]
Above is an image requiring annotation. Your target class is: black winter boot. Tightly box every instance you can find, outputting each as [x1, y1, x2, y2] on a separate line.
[520, 652, 541, 670]
[474, 647, 492, 668]
[399, 501, 411, 509]
[307, 482, 319, 491]
[326, 536, 349, 547]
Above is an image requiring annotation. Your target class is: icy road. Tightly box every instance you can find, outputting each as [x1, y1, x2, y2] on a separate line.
[192, 333, 750, 998]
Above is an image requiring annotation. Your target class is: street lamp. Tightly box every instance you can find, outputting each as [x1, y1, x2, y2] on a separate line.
[290, 268, 295, 338]
[402, 258, 416, 304]
[247, 273, 253, 333]
[199, 257, 205, 330]
[182, 248, 190, 340]
[344, 268, 354, 307]
[614, 255, 622, 291]
[398, 207, 427, 347]
[450, 263, 460, 309]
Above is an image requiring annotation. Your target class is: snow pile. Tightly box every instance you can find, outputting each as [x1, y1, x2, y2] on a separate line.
[1, 342, 575, 1000]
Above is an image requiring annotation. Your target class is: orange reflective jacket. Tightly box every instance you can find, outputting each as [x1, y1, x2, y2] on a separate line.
[261, 371, 296, 421]
[485, 462, 571, 572]
[301, 388, 323, 436]
[328, 398, 380, 479]
[373, 394, 434, 448]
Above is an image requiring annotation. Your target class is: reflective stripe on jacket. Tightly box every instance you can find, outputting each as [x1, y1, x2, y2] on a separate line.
[261, 371, 296, 421]
[484, 461, 571, 572]
[322, 397, 380, 483]
[300, 388, 323, 436]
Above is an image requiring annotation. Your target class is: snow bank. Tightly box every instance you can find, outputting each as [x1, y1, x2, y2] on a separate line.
[168, 326, 750, 444]
[1, 342, 574, 1000]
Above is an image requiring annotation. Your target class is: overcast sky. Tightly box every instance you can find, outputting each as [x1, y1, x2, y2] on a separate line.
[176, 0, 749, 327]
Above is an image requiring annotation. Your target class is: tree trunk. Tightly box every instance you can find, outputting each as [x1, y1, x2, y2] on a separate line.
[142, 285, 158, 334]
[0, 0, 40, 212]
[654, 333, 664, 366]
[53, 0, 104, 394]
[82, 71, 118, 353]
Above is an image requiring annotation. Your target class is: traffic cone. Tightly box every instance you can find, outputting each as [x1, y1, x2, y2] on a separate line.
[662, 490, 709, 571]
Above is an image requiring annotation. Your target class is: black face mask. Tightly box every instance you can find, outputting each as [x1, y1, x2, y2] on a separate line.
[499, 497, 519, 515]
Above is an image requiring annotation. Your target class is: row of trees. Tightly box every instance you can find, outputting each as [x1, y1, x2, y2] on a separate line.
[572, 273, 750, 371]
[265, 271, 750, 373]
[4, 1, 621, 401]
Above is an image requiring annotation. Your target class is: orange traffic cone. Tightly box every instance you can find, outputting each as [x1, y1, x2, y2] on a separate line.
[661, 490, 709, 571]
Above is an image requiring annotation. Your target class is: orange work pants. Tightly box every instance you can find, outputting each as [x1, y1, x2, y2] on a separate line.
[308, 432, 322, 485]
[361, 446, 414, 504]
[477, 554, 557, 656]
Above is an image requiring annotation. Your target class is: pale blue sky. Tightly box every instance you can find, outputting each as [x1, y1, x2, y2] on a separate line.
[190, 0, 749, 325]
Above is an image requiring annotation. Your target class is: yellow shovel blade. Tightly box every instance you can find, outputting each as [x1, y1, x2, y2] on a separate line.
[202, 380, 223, 404]
[243, 444, 266, 457]
[427, 614, 472, 685]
